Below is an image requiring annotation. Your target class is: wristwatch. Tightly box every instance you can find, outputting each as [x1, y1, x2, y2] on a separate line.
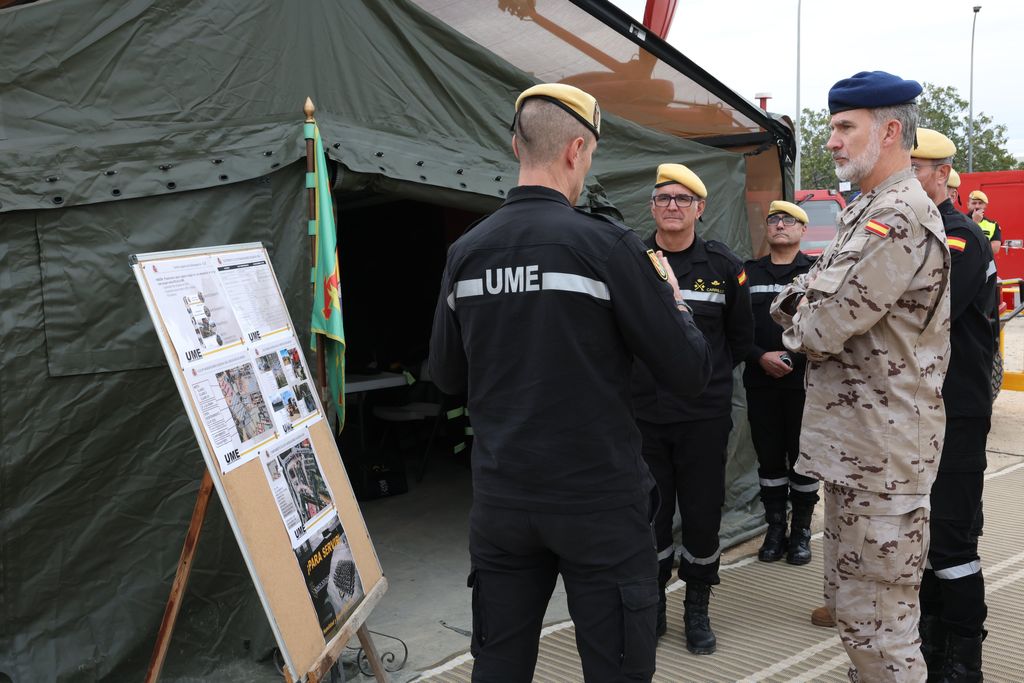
[675, 297, 691, 314]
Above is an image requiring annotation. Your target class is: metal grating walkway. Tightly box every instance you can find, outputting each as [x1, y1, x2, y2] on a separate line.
[418, 463, 1024, 682]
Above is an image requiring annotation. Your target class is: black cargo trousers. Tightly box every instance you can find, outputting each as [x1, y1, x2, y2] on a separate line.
[921, 417, 991, 636]
[468, 498, 659, 682]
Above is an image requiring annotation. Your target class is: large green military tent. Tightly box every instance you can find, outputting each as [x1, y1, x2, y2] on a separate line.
[0, 0, 794, 679]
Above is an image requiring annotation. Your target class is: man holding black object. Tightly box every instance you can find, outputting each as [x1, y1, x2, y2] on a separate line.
[429, 83, 711, 682]
[743, 201, 818, 565]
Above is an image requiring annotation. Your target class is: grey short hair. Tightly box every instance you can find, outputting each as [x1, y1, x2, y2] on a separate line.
[872, 102, 919, 150]
[515, 98, 596, 166]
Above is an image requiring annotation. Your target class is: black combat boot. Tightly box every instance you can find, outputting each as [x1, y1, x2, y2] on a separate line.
[786, 504, 814, 565]
[939, 631, 985, 682]
[683, 582, 716, 655]
[919, 614, 946, 682]
[758, 509, 788, 562]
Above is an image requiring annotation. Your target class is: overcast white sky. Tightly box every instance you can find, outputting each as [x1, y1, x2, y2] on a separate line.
[612, 0, 1024, 158]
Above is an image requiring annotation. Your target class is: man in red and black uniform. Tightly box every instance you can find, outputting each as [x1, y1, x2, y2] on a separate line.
[743, 201, 818, 565]
[913, 128, 999, 682]
[631, 163, 753, 654]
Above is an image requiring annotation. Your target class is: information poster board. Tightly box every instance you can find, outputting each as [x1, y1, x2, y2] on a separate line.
[132, 243, 384, 681]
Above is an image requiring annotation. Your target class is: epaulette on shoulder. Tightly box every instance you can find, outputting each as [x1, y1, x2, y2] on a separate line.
[461, 214, 490, 236]
[574, 207, 631, 233]
[704, 239, 743, 263]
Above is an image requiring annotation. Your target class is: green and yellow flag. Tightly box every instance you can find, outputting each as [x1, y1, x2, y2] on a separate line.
[307, 122, 346, 429]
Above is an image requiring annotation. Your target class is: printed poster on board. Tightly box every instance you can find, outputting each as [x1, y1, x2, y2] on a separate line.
[261, 429, 335, 548]
[139, 255, 244, 367]
[251, 336, 321, 435]
[186, 349, 277, 472]
[294, 514, 364, 640]
[213, 248, 292, 344]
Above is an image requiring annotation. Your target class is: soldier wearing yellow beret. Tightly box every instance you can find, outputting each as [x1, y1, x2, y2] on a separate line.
[430, 84, 711, 681]
[947, 168, 961, 204]
[741, 201, 818, 570]
[911, 127, 997, 681]
[966, 189, 1002, 254]
[631, 162, 753, 654]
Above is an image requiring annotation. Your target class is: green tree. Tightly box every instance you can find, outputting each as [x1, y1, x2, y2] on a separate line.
[797, 107, 836, 191]
[797, 82, 1021, 190]
[917, 83, 1018, 173]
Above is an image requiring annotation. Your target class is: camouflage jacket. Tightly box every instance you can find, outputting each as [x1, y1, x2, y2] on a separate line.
[771, 168, 951, 495]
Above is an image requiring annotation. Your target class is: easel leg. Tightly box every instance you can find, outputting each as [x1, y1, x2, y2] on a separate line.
[356, 625, 391, 682]
[144, 469, 215, 683]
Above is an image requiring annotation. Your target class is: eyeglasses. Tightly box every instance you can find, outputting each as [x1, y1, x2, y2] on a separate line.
[652, 193, 698, 208]
[766, 214, 799, 226]
[911, 162, 943, 173]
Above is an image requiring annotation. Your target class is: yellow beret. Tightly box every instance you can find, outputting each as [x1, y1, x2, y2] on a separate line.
[654, 163, 707, 199]
[514, 83, 601, 139]
[947, 169, 960, 188]
[970, 190, 989, 203]
[913, 128, 956, 160]
[768, 200, 808, 225]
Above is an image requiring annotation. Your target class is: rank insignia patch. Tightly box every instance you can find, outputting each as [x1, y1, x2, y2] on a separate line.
[646, 249, 668, 281]
[864, 220, 891, 238]
[947, 236, 967, 252]
[737, 269, 747, 285]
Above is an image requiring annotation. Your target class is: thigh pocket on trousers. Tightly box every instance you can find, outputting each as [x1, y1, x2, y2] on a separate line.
[468, 568, 486, 656]
[619, 578, 659, 676]
[857, 510, 928, 585]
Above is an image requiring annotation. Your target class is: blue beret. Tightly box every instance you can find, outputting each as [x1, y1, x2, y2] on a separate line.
[828, 71, 922, 114]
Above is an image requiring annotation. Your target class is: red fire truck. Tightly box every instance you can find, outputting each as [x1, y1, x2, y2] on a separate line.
[958, 170, 1024, 392]
[956, 170, 1024, 293]
[796, 189, 847, 256]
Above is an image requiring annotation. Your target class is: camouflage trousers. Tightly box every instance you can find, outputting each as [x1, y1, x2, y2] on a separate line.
[822, 483, 930, 682]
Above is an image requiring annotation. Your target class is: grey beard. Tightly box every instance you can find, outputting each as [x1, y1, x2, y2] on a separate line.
[834, 133, 881, 183]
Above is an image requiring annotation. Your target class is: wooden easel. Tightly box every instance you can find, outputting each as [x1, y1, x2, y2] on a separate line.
[143, 469, 390, 683]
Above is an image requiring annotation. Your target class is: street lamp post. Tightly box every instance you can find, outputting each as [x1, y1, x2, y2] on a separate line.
[969, 5, 981, 172]
[794, 0, 802, 192]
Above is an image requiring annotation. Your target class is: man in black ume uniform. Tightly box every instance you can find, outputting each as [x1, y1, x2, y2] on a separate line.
[912, 127, 999, 682]
[631, 163, 753, 655]
[429, 84, 712, 682]
[743, 201, 818, 566]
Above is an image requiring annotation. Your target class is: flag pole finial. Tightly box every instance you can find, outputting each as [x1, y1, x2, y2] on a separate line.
[304, 97, 315, 122]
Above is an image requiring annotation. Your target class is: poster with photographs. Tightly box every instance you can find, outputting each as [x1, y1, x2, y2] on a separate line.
[139, 255, 245, 367]
[294, 515, 364, 640]
[261, 430, 335, 548]
[213, 248, 292, 344]
[252, 336, 321, 434]
[186, 349, 278, 473]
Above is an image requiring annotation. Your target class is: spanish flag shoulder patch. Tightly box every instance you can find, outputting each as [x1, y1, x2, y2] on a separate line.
[864, 220, 891, 238]
[737, 268, 748, 285]
[947, 236, 967, 252]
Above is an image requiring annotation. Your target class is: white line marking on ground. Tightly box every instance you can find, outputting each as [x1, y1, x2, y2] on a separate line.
[735, 465, 1024, 682]
[787, 651, 851, 682]
[735, 635, 841, 683]
[985, 460, 1024, 479]
[418, 464, 1024, 680]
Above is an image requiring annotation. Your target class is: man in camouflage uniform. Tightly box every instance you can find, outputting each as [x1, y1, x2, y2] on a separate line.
[771, 71, 951, 682]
